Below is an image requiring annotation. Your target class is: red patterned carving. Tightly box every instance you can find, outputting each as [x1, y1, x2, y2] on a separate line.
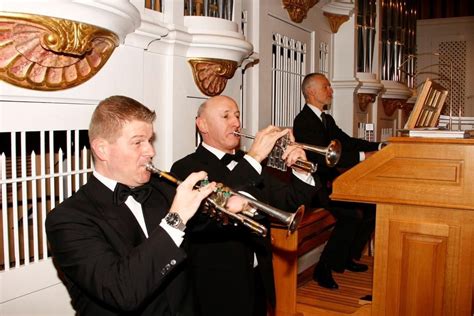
[0, 12, 118, 91]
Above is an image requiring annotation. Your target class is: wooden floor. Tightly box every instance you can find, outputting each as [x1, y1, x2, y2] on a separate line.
[296, 256, 373, 315]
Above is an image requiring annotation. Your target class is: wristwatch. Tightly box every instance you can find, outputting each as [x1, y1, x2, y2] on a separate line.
[164, 212, 186, 231]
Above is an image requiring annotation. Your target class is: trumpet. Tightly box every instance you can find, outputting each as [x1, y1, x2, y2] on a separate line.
[233, 131, 341, 172]
[145, 163, 304, 237]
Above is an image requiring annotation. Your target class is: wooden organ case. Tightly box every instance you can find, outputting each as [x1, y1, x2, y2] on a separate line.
[331, 137, 474, 315]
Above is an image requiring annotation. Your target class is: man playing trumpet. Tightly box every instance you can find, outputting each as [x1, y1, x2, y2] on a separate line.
[46, 96, 220, 316]
[170, 95, 320, 316]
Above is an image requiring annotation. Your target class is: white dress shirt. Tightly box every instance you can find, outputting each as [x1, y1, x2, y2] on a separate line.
[93, 171, 185, 247]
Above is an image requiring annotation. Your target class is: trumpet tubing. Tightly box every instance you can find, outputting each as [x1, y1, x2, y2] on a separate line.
[145, 163, 303, 236]
[234, 131, 341, 170]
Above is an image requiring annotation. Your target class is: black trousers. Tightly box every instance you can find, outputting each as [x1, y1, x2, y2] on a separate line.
[318, 199, 376, 273]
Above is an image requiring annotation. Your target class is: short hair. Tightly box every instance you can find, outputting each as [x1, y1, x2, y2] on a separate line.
[301, 72, 325, 100]
[196, 99, 209, 118]
[89, 95, 156, 143]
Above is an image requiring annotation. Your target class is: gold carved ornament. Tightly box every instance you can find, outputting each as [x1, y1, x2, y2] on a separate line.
[188, 58, 238, 97]
[282, 0, 319, 23]
[382, 98, 406, 117]
[323, 12, 349, 33]
[0, 12, 119, 91]
[357, 93, 377, 112]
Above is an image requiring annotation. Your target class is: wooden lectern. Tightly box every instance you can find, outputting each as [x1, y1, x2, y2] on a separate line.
[331, 137, 474, 315]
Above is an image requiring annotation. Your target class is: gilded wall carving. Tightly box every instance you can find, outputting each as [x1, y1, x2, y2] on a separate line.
[382, 98, 406, 117]
[323, 12, 349, 33]
[0, 12, 118, 90]
[358, 93, 377, 112]
[282, 0, 319, 23]
[188, 58, 238, 96]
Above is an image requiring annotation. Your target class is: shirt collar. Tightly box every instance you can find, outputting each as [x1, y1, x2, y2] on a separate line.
[307, 103, 324, 119]
[202, 142, 235, 159]
[93, 171, 117, 192]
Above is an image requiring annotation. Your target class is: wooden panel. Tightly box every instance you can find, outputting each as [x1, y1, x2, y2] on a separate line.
[386, 220, 449, 316]
[377, 157, 461, 183]
[372, 204, 474, 316]
[331, 138, 474, 209]
[272, 226, 299, 315]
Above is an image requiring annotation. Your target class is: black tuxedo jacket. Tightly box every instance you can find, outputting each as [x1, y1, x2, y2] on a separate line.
[293, 104, 380, 185]
[293, 105, 379, 179]
[170, 144, 317, 316]
[46, 175, 194, 316]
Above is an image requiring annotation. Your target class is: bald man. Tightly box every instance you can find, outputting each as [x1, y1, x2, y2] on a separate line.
[171, 95, 320, 316]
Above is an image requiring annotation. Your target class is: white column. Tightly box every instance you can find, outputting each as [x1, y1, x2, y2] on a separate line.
[331, 14, 360, 136]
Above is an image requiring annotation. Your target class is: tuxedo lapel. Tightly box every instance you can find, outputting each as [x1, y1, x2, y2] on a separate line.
[195, 145, 230, 179]
[84, 176, 146, 246]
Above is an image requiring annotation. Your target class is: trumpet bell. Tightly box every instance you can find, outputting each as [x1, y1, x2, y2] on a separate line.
[326, 139, 341, 167]
[288, 205, 305, 233]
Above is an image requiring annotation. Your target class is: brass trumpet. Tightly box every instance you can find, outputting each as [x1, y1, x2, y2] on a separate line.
[145, 163, 304, 237]
[233, 131, 341, 172]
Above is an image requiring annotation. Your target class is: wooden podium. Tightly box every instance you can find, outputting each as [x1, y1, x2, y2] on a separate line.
[331, 137, 474, 315]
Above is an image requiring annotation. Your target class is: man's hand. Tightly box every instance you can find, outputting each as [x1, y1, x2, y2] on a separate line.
[246, 126, 289, 163]
[225, 195, 248, 214]
[280, 130, 312, 174]
[169, 171, 216, 224]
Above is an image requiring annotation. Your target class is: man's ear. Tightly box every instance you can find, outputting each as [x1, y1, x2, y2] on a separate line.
[196, 117, 208, 134]
[91, 138, 109, 161]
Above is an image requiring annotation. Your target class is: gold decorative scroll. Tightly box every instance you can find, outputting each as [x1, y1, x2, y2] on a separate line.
[323, 12, 349, 33]
[0, 12, 119, 91]
[382, 98, 405, 117]
[357, 93, 377, 112]
[282, 0, 319, 23]
[188, 58, 238, 96]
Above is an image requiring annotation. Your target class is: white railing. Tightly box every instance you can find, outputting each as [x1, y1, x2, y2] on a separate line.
[271, 33, 306, 127]
[0, 130, 93, 271]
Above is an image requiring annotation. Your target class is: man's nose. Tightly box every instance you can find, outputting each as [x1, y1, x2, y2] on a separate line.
[144, 142, 155, 157]
[231, 116, 240, 127]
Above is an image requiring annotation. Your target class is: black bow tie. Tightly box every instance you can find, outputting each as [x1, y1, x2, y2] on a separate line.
[113, 183, 152, 205]
[221, 151, 245, 166]
[320, 112, 328, 129]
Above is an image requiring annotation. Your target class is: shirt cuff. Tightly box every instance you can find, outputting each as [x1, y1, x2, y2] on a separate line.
[160, 219, 185, 247]
[359, 151, 365, 161]
[292, 169, 316, 186]
[244, 154, 262, 174]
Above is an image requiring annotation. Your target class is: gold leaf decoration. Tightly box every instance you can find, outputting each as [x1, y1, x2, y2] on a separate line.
[357, 93, 377, 112]
[188, 58, 238, 97]
[282, 0, 319, 23]
[323, 12, 350, 33]
[0, 12, 119, 91]
[382, 98, 405, 117]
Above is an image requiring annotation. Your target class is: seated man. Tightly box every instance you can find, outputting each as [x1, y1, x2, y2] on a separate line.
[46, 95, 219, 315]
[293, 73, 384, 290]
[171, 95, 320, 316]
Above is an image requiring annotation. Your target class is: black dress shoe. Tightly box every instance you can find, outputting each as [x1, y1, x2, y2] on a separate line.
[313, 263, 339, 289]
[345, 260, 368, 272]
